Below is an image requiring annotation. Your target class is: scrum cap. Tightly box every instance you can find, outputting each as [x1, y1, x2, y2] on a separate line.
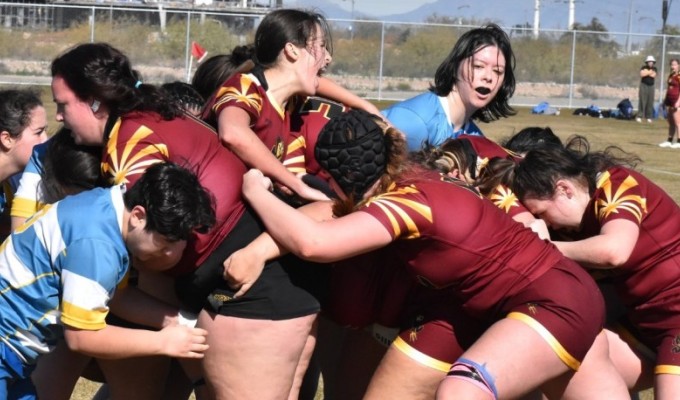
[315, 110, 386, 199]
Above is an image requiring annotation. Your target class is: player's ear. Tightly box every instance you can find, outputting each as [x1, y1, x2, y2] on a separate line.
[0, 130, 13, 151]
[129, 205, 148, 230]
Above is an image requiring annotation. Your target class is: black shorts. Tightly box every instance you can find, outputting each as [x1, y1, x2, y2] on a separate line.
[175, 207, 321, 320]
[207, 257, 321, 320]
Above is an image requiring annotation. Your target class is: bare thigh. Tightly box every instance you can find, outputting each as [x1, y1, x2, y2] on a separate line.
[98, 356, 171, 400]
[604, 328, 655, 392]
[436, 318, 575, 400]
[655, 374, 680, 399]
[199, 311, 317, 400]
[364, 342, 446, 400]
[542, 331, 629, 400]
[32, 340, 92, 400]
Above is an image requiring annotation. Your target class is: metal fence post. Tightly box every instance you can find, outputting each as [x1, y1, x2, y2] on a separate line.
[568, 30, 576, 108]
[378, 21, 385, 101]
[660, 34, 668, 103]
[90, 6, 95, 42]
[185, 11, 192, 83]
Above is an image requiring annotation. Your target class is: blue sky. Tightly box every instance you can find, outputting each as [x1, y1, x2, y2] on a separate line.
[325, 0, 437, 15]
[285, 0, 680, 35]
[324, 0, 436, 15]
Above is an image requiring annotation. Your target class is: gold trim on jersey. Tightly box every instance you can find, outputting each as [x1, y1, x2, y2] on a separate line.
[595, 171, 647, 223]
[365, 185, 432, 239]
[393, 336, 452, 372]
[103, 119, 168, 185]
[286, 135, 306, 155]
[213, 74, 264, 116]
[507, 312, 581, 371]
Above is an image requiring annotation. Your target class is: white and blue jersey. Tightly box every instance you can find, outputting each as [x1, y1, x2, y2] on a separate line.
[11, 141, 49, 220]
[382, 91, 483, 152]
[0, 185, 128, 364]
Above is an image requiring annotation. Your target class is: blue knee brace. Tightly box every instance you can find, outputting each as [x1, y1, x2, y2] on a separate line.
[446, 357, 498, 399]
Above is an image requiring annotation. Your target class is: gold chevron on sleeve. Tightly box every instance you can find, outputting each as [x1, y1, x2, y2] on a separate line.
[286, 136, 306, 154]
[596, 173, 647, 223]
[103, 123, 168, 185]
[213, 75, 263, 114]
[367, 186, 432, 239]
[487, 184, 520, 213]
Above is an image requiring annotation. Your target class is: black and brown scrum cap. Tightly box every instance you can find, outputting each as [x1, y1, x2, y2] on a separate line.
[315, 109, 387, 199]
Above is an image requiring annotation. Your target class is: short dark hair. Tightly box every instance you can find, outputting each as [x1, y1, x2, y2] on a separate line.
[123, 162, 216, 241]
[0, 89, 43, 138]
[430, 24, 516, 122]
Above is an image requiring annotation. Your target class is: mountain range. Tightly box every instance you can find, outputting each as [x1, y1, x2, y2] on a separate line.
[285, 0, 677, 36]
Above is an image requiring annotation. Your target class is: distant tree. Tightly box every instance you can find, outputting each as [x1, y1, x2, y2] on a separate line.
[561, 17, 620, 58]
[423, 13, 487, 26]
[510, 22, 533, 38]
[646, 25, 680, 56]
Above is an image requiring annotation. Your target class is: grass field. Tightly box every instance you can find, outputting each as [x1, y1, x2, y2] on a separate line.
[25, 94, 668, 399]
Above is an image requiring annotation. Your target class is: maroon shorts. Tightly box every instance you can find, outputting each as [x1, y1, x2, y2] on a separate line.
[395, 287, 487, 371]
[325, 248, 414, 328]
[504, 259, 605, 370]
[611, 292, 680, 374]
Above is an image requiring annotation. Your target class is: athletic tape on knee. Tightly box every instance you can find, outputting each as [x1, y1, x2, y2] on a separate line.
[446, 357, 498, 399]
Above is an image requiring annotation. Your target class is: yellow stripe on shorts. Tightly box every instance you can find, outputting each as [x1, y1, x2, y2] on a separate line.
[393, 336, 452, 372]
[508, 311, 581, 371]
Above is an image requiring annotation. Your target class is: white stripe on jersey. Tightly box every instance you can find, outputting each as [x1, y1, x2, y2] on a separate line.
[32, 205, 67, 265]
[61, 269, 111, 312]
[0, 236, 37, 289]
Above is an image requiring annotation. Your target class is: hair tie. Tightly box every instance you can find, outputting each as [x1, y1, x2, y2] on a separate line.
[135, 80, 143, 89]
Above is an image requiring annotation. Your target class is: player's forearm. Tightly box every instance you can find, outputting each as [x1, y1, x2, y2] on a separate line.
[108, 286, 179, 329]
[64, 325, 165, 359]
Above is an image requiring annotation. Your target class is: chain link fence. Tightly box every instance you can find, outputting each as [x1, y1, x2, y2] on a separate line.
[1, 1, 679, 110]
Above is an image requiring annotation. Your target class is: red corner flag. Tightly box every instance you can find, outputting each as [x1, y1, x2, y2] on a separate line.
[191, 41, 208, 63]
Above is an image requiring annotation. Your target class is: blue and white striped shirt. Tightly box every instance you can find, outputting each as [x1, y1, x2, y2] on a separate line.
[0, 185, 128, 364]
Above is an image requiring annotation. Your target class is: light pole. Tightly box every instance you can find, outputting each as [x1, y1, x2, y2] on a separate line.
[663, 0, 673, 35]
[533, 0, 540, 39]
[343, 0, 355, 40]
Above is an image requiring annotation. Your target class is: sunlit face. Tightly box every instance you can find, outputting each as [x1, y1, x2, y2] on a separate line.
[456, 45, 506, 113]
[126, 207, 187, 272]
[51, 75, 106, 146]
[522, 190, 586, 232]
[11, 105, 48, 170]
[299, 24, 332, 95]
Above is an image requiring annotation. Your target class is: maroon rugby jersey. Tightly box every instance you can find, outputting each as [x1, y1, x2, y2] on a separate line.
[359, 171, 564, 318]
[284, 97, 347, 179]
[101, 111, 247, 275]
[665, 72, 680, 106]
[205, 72, 290, 161]
[458, 136, 528, 218]
[569, 166, 680, 308]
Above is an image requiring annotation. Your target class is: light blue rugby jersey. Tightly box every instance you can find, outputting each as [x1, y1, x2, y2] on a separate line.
[382, 91, 483, 152]
[11, 139, 49, 219]
[0, 185, 128, 364]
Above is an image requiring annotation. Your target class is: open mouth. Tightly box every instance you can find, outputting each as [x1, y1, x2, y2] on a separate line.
[317, 66, 328, 77]
[475, 87, 491, 95]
